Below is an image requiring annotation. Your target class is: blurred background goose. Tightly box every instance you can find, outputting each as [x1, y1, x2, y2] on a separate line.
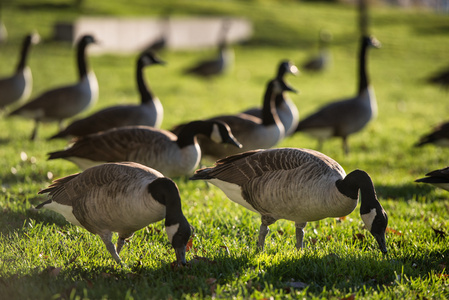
[172, 78, 294, 162]
[241, 60, 300, 137]
[295, 35, 380, 154]
[183, 19, 233, 79]
[36, 162, 192, 265]
[415, 121, 449, 147]
[415, 167, 449, 192]
[8, 34, 99, 140]
[190, 147, 388, 253]
[47, 120, 241, 177]
[49, 51, 164, 140]
[301, 29, 332, 73]
[0, 32, 40, 110]
[426, 65, 449, 90]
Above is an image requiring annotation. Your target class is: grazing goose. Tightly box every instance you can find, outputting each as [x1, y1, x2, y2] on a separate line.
[49, 51, 164, 140]
[47, 120, 241, 177]
[415, 121, 449, 147]
[295, 35, 380, 154]
[0, 32, 40, 110]
[190, 147, 388, 253]
[241, 60, 300, 137]
[415, 167, 449, 192]
[36, 162, 192, 265]
[184, 20, 233, 79]
[301, 29, 332, 73]
[9, 35, 99, 140]
[173, 78, 293, 162]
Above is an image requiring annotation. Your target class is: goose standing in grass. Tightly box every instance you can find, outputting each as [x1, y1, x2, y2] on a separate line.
[49, 51, 164, 140]
[47, 120, 241, 177]
[295, 35, 380, 154]
[0, 32, 40, 110]
[415, 121, 449, 147]
[8, 35, 99, 140]
[36, 162, 192, 265]
[190, 147, 388, 253]
[184, 19, 233, 79]
[241, 60, 300, 137]
[172, 78, 294, 162]
[301, 29, 332, 73]
[415, 167, 449, 192]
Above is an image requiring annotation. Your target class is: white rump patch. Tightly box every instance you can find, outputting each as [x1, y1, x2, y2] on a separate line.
[210, 124, 222, 144]
[165, 223, 180, 243]
[44, 201, 83, 228]
[361, 208, 377, 231]
[209, 179, 258, 213]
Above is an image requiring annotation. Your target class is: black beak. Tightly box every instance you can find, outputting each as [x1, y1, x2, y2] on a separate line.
[175, 247, 187, 266]
[225, 135, 242, 149]
[374, 233, 387, 254]
[281, 80, 298, 94]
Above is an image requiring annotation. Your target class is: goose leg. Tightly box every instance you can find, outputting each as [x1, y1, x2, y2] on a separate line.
[257, 215, 276, 250]
[30, 119, 40, 141]
[99, 231, 121, 263]
[342, 136, 349, 155]
[116, 232, 133, 254]
[295, 222, 307, 249]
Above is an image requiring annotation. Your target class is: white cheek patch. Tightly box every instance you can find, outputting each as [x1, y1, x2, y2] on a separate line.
[210, 124, 223, 144]
[361, 208, 377, 231]
[165, 223, 180, 243]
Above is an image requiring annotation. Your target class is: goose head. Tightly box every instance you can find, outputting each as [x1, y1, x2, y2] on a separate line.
[208, 120, 242, 148]
[139, 51, 166, 67]
[364, 35, 381, 49]
[336, 169, 388, 253]
[276, 60, 299, 79]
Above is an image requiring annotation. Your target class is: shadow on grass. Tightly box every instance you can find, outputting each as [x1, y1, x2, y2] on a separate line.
[376, 182, 437, 201]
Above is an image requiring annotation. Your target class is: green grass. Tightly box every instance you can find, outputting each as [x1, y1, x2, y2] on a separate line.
[1, 0, 449, 299]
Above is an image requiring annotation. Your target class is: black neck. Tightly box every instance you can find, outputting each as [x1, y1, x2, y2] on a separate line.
[148, 178, 184, 226]
[357, 37, 370, 95]
[16, 36, 32, 72]
[261, 80, 280, 126]
[77, 40, 90, 80]
[137, 60, 155, 104]
[176, 121, 212, 148]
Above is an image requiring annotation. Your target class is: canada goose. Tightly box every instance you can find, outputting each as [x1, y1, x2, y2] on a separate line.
[36, 162, 192, 265]
[190, 147, 388, 253]
[415, 167, 449, 192]
[9, 35, 99, 140]
[295, 35, 380, 154]
[301, 29, 332, 73]
[49, 51, 164, 140]
[184, 19, 233, 79]
[0, 32, 40, 110]
[426, 66, 449, 90]
[173, 78, 294, 162]
[415, 121, 449, 147]
[47, 120, 241, 177]
[241, 60, 300, 136]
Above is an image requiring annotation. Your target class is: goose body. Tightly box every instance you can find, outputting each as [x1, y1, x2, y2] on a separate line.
[49, 52, 164, 140]
[175, 79, 292, 162]
[301, 29, 332, 73]
[9, 35, 99, 140]
[0, 33, 40, 110]
[415, 121, 449, 147]
[48, 120, 241, 177]
[190, 147, 388, 253]
[241, 60, 300, 136]
[415, 167, 449, 192]
[295, 35, 380, 154]
[36, 162, 191, 265]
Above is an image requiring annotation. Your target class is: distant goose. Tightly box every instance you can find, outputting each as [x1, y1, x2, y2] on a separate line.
[145, 16, 170, 53]
[173, 78, 293, 162]
[426, 66, 449, 90]
[415, 121, 449, 147]
[0, 32, 40, 110]
[47, 120, 241, 177]
[301, 29, 332, 73]
[241, 60, 300, 136]
[36, 162, 192, 265]
[415, 167, 449, 192]
[9, 35, 99, 140]
[190, 147, 388, 253]
[49, 51, 164, 140]
[295, 35, 380, 154]
[184, 19, 233, 79]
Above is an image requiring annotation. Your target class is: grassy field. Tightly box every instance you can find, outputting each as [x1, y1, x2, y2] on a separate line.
[1, 0, 449, 299]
